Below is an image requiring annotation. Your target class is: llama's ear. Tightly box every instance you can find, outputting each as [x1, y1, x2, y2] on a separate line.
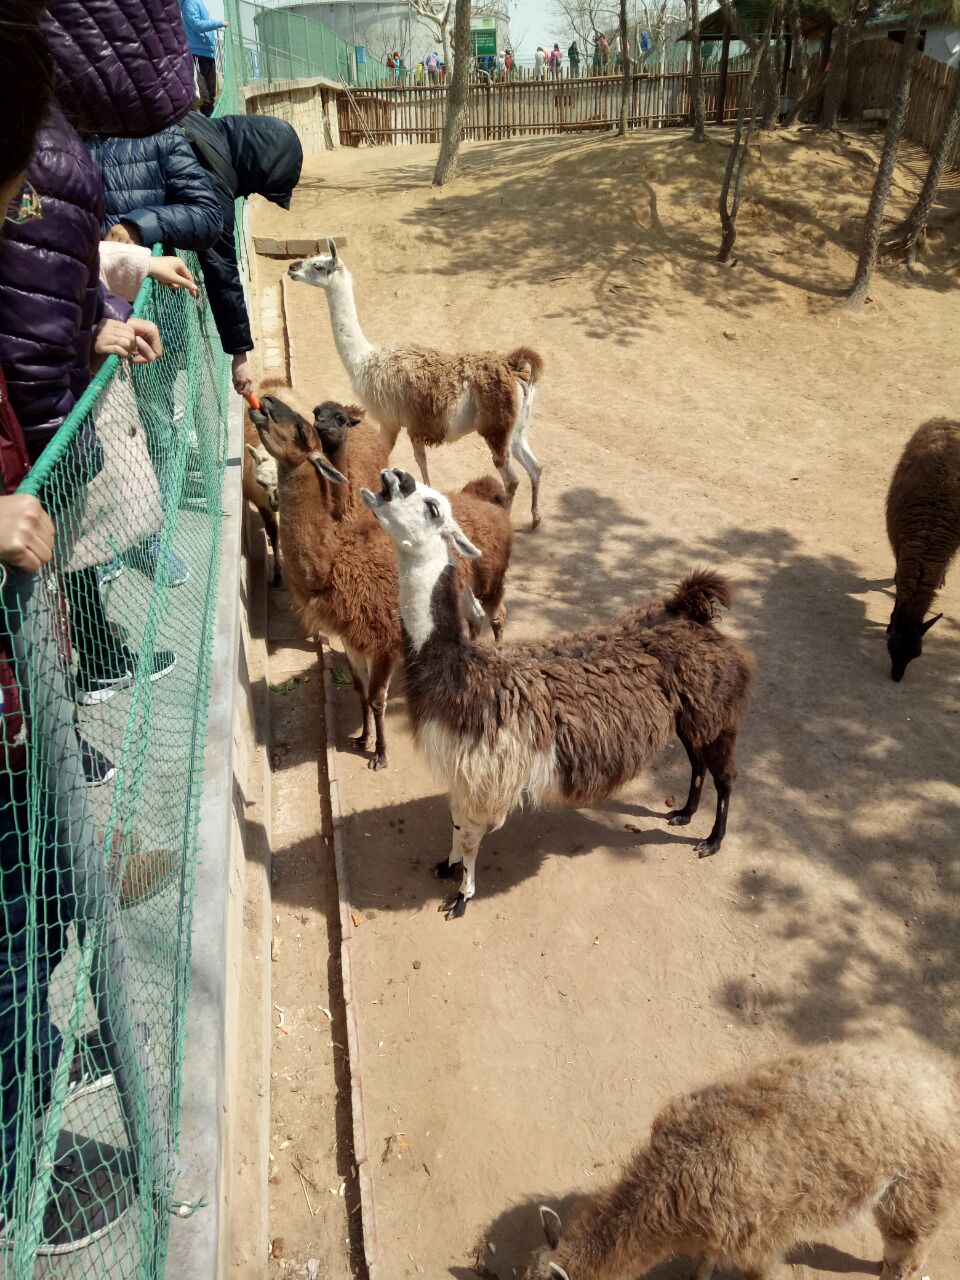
[327, 237, 339, 263]
[921, 612, 944, 634]
[548, 1266, 569, 1280]
[343, 404, 365, 425]
[446, 526, 481, 559]
[244, 443, 260, 462]
[539, 1205, 562, 1250]
[308, 451, 347, 486]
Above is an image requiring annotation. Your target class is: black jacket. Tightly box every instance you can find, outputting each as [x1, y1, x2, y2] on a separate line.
[182, 113, 303, 355]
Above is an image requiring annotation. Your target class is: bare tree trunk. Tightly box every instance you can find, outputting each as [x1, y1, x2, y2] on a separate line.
[617, 0, 630, 136]
[689, 0, 706, 141]
[440, 10, 452, 73]
[786, 0, 808, 105]
[718, 21, 772, 263]
[761, 4, 784, 128]
[880, 68, 960, 266]
[433, 0, 471, 186]
[844, 7, 921, 309]
[818, 16, 851, 132]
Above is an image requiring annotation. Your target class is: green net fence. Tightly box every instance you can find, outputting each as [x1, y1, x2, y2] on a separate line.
[218, 0, 390, 110]
[0, 253, 229, 1275]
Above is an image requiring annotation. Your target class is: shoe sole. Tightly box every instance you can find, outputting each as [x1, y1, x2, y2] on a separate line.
[78, 653, 174, 705]
[84, 764, 117, 788]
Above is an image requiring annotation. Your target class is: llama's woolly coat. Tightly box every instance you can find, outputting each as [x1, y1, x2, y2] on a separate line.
[355, 345, 543, 460]
[402, 568, 753, 817]
[527, 1042, 960, 1280]
[886, 417, 960, 620]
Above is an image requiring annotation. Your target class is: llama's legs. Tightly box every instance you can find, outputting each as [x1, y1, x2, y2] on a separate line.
[491, 600, 506, 643]
[667, 730, 706, 826]
[692, 1257, 716, 1280]
[342, 643, 371, 751]
[263, 509, 282, 587]
[694, 728, 738, 858]
[367, 654, 393, 771]
[439, 816, 490, 920]
[875, 1177, 942, 1280]
[412, 440, 431, 486]
[434, 802, 465, 880]
[462, 583, 487, 640]
[496, 454, 521, 508]
[511, 429, 543, 529]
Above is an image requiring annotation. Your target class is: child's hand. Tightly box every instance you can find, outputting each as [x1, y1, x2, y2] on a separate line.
[93, 318, 138, 360]
[129, 318, 163, 363]
[149, 257, 198, 296]
[0, 495, 55, 572]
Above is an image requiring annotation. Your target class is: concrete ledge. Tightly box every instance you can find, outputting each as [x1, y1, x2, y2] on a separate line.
[242, 74, 341, 100]
[166, 390, 244, 1280]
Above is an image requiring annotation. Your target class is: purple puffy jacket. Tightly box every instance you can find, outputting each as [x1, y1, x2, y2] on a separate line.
[0, 0, 195, 462]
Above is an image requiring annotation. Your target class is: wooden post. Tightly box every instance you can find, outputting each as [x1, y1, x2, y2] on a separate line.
[781, 30, 792, 98]
[716, 12, 731, 123]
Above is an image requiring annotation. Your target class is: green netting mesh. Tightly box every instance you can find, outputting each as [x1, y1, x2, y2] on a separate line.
[0, 253, 228, 1275]
[218, 0, 390, 113]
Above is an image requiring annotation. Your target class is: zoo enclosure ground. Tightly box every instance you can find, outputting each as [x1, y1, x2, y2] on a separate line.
[253, 129, 960, 1279]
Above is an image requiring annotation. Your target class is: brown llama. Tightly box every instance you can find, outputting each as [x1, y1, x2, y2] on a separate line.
[242, 417, 281, 586]
[885, 417, 960, 681]
[288, 240, 546, 528]
[249, 395, 513, 771]
[523, 1042, 960, 1280]
[361, 469, 755, 918]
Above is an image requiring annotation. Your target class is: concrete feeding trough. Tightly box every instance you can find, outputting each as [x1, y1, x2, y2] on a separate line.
[253, 235, 348, 258]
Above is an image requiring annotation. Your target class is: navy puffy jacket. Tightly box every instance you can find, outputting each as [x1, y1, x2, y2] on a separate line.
[88, 127, 222, 252]
[183, 113, 303, 354]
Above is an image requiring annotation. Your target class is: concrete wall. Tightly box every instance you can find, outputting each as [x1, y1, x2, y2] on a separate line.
[243, 75, 341, 153]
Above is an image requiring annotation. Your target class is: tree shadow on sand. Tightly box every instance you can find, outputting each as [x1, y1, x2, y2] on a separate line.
[309, 476, 960, 1055]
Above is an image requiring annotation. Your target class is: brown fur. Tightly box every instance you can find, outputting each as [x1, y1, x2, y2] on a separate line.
[404, 564, 753, 857]
[885, 418, 960, 678]
[526, 1042, 960, 1280]
[252, 393, 513, 768]
[242, 418, 281, 587]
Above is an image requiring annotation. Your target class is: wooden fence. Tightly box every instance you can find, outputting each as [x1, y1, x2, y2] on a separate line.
[337, 69, 753, 146]
[844, 41, 960, 169]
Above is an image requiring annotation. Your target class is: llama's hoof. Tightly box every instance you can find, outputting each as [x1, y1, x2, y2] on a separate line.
[368, 753, 388, 771]
[271, 570, 283, 588]
[667, 809, 694, 827]
[695, 837, 722, 858]
[434, 857, 462, 879]
[530, 512, 541, 530]
[439, 891, 468, 920]
[351, 733, 370, 752]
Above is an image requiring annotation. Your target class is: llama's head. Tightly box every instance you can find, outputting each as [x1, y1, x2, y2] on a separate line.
[887, 604, 942, 681]
[288, 238, 344, 289]
[361, 469, 481, 559]
[244, 443, 280, 511]
[522, 1207, 569, 1280]
[248, 394, 347, 486]
[312, 400, 364, 464]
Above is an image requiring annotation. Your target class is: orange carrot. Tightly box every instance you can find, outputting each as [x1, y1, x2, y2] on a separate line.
[245, 392, 261, 411]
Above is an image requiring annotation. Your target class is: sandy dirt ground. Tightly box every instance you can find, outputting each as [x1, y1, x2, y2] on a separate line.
[253, 129, 960, 1279]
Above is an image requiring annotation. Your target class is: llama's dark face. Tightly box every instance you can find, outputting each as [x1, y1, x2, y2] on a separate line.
[312, 401, 363, 463]
[249, 395, 346, 486]
[886, 607, 942, 681]
[361, 469, 481, 559]
[288, 237, 341, 288]
[523, 1207, 569, 1280]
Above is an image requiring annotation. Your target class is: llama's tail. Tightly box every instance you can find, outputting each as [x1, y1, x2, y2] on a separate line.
[460, 475, 510, 509]
[667, 569, 734, 624]
[506, 347, 545, 386]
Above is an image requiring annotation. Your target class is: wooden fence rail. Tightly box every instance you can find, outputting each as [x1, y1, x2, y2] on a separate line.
[843, 41, 960, 168]
[337, 70, 753, 146]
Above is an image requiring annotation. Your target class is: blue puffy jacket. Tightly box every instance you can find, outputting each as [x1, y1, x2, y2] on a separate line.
[88, 127, 222, 252]
[179, 0, 224, 59]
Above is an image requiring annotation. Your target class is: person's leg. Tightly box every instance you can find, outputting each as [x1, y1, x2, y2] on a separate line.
[195, 56, 217, 116]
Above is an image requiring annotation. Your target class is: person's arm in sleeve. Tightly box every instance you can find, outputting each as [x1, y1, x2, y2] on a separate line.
[181, 0, 225, 34]
[119, 132, 222, 252]
[98, 241, 153, 303]
[199, 200, 252, 357]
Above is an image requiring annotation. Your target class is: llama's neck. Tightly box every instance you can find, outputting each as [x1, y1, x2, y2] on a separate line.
[556, 1167, 672, 1280]
[325, 270, 373, 378]
[894, 548, 944, 621]
[277, 462, 334, 592]
[395, 541, 461, 654]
